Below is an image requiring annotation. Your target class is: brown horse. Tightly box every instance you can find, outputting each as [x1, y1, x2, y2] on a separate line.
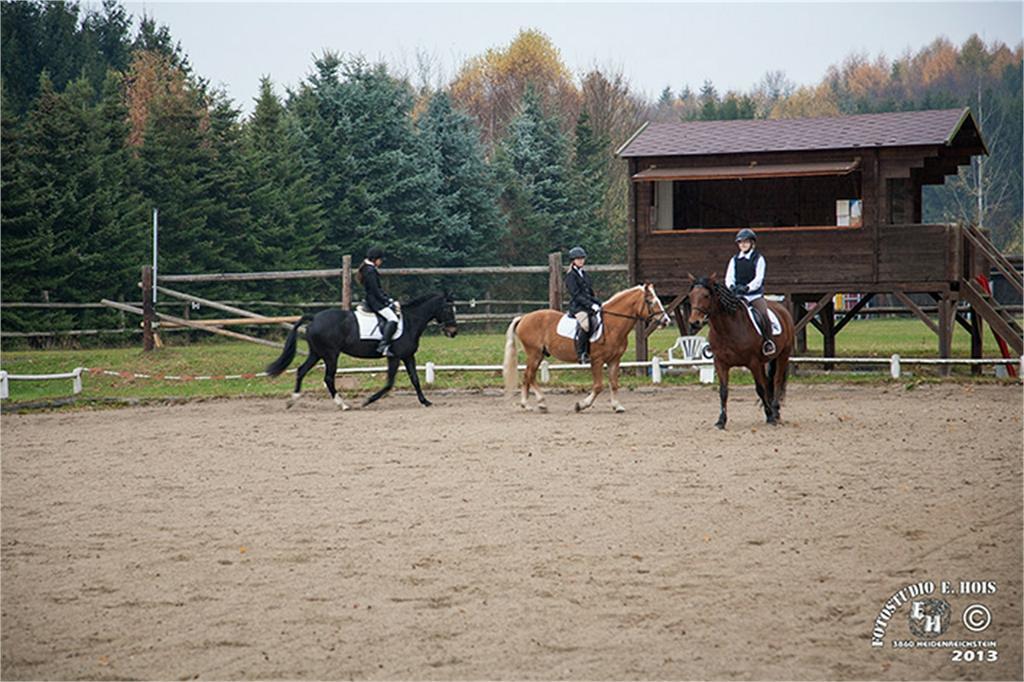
[503, 283, 671, 413]
[686, 274, 794, 429]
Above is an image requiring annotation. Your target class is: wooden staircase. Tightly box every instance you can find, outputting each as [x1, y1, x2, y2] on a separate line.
[961, 225, 1023, 355]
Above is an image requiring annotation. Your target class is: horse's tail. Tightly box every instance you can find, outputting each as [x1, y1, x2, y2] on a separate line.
[502, 316, 522, 395]
[265, 314, 312, 377]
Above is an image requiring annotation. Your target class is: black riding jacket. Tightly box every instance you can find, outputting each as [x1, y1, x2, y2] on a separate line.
[359, 262, 392, 312]
[565, 266, 601, 315]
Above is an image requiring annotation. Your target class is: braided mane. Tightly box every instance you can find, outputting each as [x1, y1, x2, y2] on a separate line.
[694, 277, 742, 314]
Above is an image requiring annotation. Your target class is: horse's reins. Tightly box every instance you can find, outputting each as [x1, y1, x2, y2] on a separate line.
[601, 296, 665, 324]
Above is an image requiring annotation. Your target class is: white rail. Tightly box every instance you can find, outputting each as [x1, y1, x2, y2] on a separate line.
[1, 356, 1020, 401]
[1, 368, 83, 399]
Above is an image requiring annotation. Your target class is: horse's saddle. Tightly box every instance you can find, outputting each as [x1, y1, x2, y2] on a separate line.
[745, 305, 782, 336]
[556, 311, 604, 343]
[354, 307, 404, 341]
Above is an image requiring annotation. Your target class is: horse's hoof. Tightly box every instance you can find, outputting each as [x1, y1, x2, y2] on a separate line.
[537, 403, 548, 413]
[715, 421, 726, 430]
[574, 402, 582, 413]
[613, 404, 626, 413]
[420, 400, 432, 407]
[286, 400, 296, 409]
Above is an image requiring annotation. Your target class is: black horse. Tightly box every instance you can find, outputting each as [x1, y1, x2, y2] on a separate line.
[265, 292, 457, 409]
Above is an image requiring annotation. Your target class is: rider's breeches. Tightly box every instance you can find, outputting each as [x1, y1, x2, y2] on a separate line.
[377, 306, 399, 323]
[574, 311, 590, 332]
[748, 297, 770, 333]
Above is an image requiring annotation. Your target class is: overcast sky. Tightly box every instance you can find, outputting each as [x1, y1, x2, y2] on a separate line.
[119, 1, 1023, 115]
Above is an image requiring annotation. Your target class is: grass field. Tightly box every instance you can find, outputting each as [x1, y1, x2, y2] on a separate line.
[0, 317, 1017, 406]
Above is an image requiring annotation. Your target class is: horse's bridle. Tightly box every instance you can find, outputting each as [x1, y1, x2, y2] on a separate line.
[689, 284, 712, 323]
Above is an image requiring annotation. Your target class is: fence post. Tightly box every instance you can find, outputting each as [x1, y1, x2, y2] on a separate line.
[72, 368, 83, 395]
[0, 371, 8, 400]
[141, 265, 154, 351]
[548, 252, 562, 311]
[341, 254, 352, 310]
[651, 356, 662, 383]
[890, 354, 901, 379]
[425, 361, 435, 385]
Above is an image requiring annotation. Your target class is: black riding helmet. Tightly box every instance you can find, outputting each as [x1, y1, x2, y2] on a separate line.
[366, 246, 384, 261]
[735, 229, 757, 242]
[568, 246, 587, 259]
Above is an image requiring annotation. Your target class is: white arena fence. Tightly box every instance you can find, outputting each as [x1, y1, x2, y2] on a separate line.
[2, 356, 1021, 401]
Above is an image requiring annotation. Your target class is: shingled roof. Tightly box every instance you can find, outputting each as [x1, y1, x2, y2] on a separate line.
[617, 108, 984, 158]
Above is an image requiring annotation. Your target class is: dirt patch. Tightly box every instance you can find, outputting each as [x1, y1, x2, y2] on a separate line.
[2, 383, 1021, 680]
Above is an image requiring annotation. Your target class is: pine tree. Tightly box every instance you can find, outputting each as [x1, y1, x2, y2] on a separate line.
[136, 82, 222, 275]
[69, 71, 148, 302]
[570, 110, 616, 262]
[292, 54, 446, 268]
[416, 91, 504, 266]
[204, 94, 255, 272]
[0, 83, 73, 331]
[495, 86, 576, 265]
[243, 77, 326, 287]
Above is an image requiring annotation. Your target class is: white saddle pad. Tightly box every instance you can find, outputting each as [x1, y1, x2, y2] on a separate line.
[746, 306, 782, 336]
[556, 312, 604, 343]
[355, 308, 404, 341]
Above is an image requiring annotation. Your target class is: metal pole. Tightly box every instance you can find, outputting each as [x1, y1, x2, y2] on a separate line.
[152, 208, 158, 304]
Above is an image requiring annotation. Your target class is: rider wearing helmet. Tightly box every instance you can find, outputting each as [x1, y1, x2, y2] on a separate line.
[357, 246, 400, 356]
[565, 246, 601, 364]
[725, 229, 776, 355]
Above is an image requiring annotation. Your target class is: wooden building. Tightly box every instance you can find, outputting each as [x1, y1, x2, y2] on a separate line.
[617, 108, 1023, 364]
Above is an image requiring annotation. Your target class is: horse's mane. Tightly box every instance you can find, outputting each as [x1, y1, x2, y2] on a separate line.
[603, 285, 645, 307]
[404, 292, 444, 308]
[694, 278, 742, 314]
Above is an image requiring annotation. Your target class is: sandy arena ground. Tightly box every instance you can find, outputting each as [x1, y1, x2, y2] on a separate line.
[2, 383, 1022, 681]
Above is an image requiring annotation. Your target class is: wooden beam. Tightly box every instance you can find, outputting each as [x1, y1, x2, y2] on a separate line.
[833, 293, 877, 334]
[892, 290, 939, 335]
[101, 299, 285, 349]
[792, 291, 837, 336]
[158, 316, 301, 329]
[156, 286, 296, 330]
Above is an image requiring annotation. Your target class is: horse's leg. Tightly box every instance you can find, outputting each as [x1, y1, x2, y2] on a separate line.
[715, 360, 729, 429]
[363, 356, 400, 407]
[403, 355, 431, 407]
[322, 354, 349, 410]
[751, 360, 775, 425]
[770, 356, 789, 422]
[288, 352, 320, 408]
[522, 350, 546, 412]
[575, 361, 604, 413]
[608, 359, 625, 413]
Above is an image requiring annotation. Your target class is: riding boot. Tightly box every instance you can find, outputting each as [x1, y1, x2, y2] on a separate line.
[377, 320, 398, 356]
[574, 328, 590, 365]
[758, 317, 776, 356]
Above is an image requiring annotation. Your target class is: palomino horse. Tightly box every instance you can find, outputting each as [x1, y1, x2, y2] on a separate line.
[265, 292, 457, 409]
[686, 275, 794, 429]
[503, 283, 671, 413]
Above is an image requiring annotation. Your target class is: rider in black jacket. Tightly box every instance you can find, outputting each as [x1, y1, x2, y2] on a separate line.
[565, 246, 602, 364]
[357, 246, 399, 356]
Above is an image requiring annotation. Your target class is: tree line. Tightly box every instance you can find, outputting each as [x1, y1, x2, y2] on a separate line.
[2, 0, 1021, 334]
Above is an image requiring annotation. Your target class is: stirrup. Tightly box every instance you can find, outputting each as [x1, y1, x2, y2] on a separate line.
[762, 339, 777, 355]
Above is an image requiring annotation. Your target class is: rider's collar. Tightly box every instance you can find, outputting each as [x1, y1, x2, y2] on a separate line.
[363, 259, 376, 267]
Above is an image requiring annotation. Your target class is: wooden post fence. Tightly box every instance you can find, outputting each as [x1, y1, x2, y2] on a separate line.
[342, 254, 352, 311]
[141, 265, 155, 351]
[548, 251, 562, 311]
